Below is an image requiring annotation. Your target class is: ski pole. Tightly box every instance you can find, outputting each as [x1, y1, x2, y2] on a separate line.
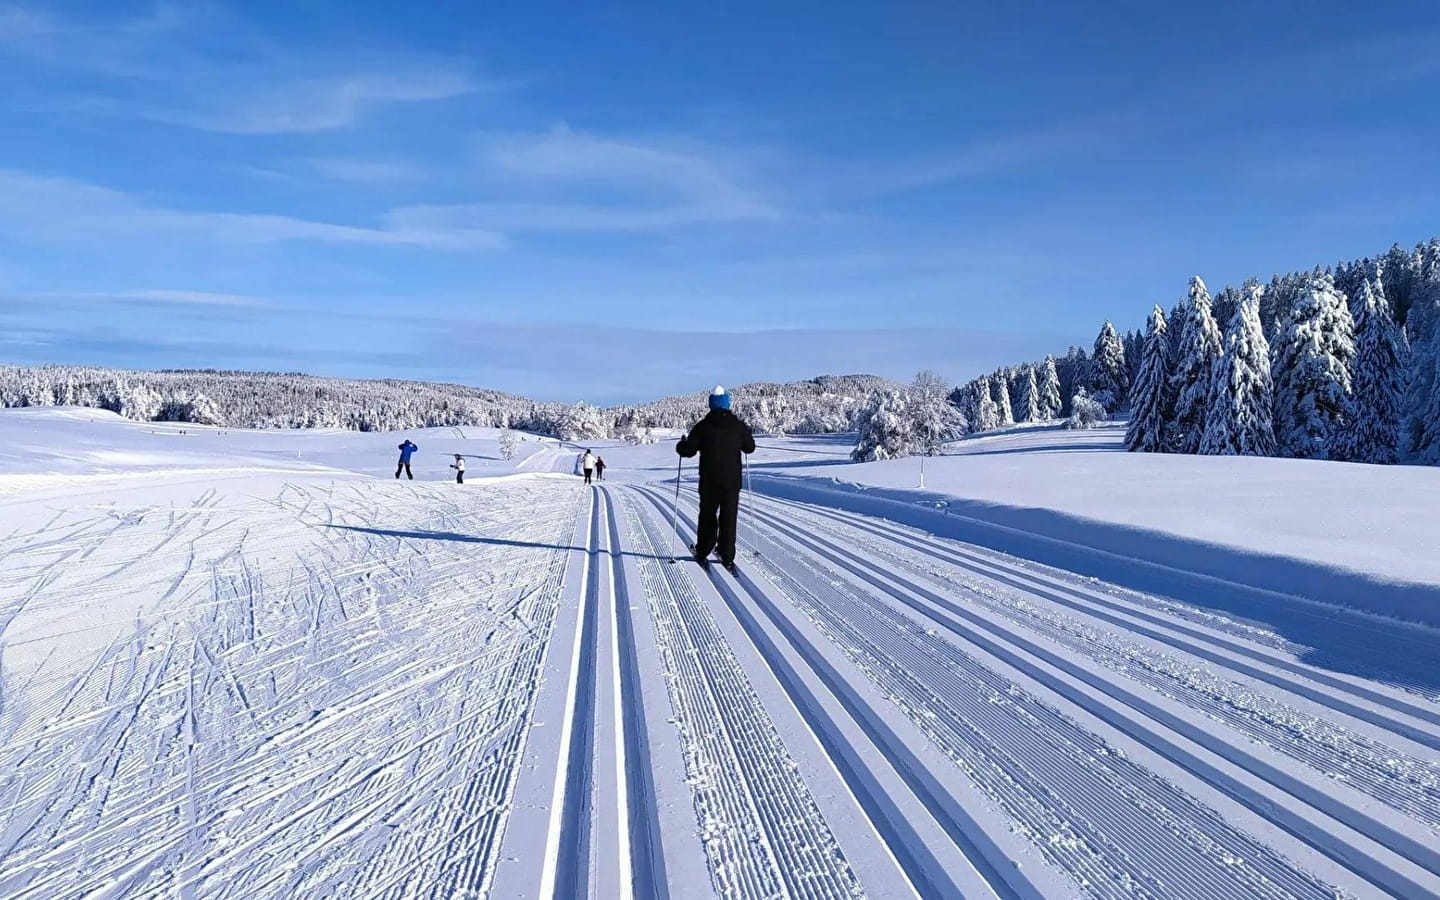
[670, 455, 683, 561]
[743, 453, 758, 558]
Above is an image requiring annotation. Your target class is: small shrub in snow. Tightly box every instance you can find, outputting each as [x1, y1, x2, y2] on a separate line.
[498, 428, 520, 460]
[852, 390, 919, 461]
[1066, 389, 1106, 429]
[910, 370, 965, 455]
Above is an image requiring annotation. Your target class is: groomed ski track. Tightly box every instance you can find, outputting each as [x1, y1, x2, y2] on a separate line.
[2, 475, 1438, 898]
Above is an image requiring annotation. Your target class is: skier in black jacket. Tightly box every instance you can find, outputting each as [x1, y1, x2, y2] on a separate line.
[676, 386, 755, 572]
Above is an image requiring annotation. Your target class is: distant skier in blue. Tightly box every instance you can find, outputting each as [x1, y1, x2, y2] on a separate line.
[396, 440, 418, 479]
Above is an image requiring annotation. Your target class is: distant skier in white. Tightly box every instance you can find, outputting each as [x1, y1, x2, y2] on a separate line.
[581, 449, 597, 484]
[450, 454, 466, 484]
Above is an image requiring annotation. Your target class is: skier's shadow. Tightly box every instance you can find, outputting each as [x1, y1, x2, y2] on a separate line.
[324, 524, 678, 562]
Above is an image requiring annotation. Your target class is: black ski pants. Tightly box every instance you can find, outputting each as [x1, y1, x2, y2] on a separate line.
[583, 468, 593, 484]
[694, 481, 741, 566]
[396, 460, 413, 479]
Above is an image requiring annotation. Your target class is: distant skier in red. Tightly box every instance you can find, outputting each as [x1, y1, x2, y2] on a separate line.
[676, 386, 754, 574]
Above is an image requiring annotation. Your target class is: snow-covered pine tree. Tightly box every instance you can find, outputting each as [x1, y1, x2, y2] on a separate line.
[1401, 248, 1440, 459]
[498, 428, 521, 460]
[852, 390, 918, 461]
[1018, 365, 1041, 423]
[973, 378, 1000, 432]
[1006, 369, 1026, 419]
[1167, 298, 1190, 366]
[1124, 306, 1169, 452]
[949, 384, 976, 434]
[910, 370, 965, 455]
[1124, 329, 1144, 388]
[1333, 279, 1405, 463]
[1037, 355, 1062, 421]
[991, 373, 1014, 426]
[1271, 274, 1356, 459]
[1411, 342, 1440, 465]
[556, 401, 609, 441]
[1091, 321, 1129, 410]
[187, 393, 223, 426]
[1381, 242, 1420, 325]
[1200, 289, 1276, 456]
[1056, 348, 1089, 415]
[1168, 275, 1224, 453]
[1403, 306, 1440, 462]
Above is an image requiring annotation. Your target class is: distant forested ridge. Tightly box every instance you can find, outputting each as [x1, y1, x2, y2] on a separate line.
[0, 365, 893, 437]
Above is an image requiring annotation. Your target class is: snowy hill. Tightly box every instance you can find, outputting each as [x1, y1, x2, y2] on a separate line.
[1, 408, 1438, 899]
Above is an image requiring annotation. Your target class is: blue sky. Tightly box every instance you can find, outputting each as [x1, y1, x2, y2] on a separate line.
[1, 1, 1437, 403]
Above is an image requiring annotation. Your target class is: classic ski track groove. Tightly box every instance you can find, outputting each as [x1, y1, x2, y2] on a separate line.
[648, 485, 1341, 900]
[621, 487, 867, 900]
[770, 493, 1440, 738]
[753, 493, 1440, 828]
[730, 488, 1440, 898]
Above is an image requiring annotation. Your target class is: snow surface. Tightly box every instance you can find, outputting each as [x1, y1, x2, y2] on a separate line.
[1, 408, 1438, 899]
[751, 422, 1440, 614]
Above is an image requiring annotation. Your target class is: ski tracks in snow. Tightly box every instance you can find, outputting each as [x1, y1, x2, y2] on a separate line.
[0, 479, 583, 899]
[3, 475, 1439, 898]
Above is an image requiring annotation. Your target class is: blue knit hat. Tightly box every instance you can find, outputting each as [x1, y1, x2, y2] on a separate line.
[708, 384, 731, 411]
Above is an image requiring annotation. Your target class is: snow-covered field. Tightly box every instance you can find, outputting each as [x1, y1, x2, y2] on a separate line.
[1, 409, 1438, 898]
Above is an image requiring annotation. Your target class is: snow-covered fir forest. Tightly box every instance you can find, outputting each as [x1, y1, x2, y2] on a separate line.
[4, 238, 1438, 465]
[929, 237, 1440, 466]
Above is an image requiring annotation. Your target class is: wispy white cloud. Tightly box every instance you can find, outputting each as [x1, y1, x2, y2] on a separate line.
[461, 125, 784, 232]
[0, 170, 504, 251]
[10, 288, 273, 310]
[116, 289, 273, 308]
[390, 200, 771, 235]
[0, 4, 484, 134]
[148, 70, 478, 135]
[307, 157, 425, 184]
[484, 126, 767, 202]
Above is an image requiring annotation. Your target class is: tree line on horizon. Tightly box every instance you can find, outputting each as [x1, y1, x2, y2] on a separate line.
[0, 365, 894, 441]
[4, 237, 1438, 466]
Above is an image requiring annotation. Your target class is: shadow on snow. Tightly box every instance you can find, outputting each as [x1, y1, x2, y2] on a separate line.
[751, 474, 1440, 697]
[323, 524, 680, 563]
